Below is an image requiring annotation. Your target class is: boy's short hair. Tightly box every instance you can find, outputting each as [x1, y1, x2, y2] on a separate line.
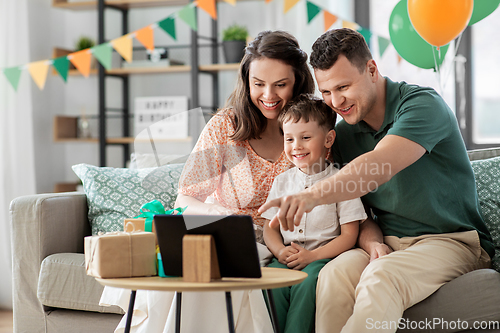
[278, 94, 337, 132]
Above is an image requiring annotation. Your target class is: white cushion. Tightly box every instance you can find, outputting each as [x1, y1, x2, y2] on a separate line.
[37, 253, 124, 314]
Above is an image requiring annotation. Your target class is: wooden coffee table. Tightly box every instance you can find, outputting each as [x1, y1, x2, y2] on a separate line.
[97, 267, 307, 333]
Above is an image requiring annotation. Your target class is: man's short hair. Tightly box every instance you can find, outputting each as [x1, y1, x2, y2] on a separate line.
[278, 94, 337, 132]
[310, 28, 372, 73]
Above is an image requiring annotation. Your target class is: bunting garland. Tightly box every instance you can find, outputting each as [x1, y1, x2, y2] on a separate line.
[0, 2, 200, 91]
[178, 3, 197, 31]
[305, 0, 393, 61]
[323, 11, 338, 31]
[3, 67, 22, 92]
[28, 60, 50, 90]
[378, 36, 391, 58]
[92, 43, 113, 70]
[198, 0, 217, 19]
[112, 34, 133, 63]
[1, 0, 397, 92]
[52, 56, 70, 82]
[284, 0, 301, 13]
[69, 49, 93, 78]
[135, 26, 155, 51]
[306, 1, 321, 23]
[158, 17, 176, 40]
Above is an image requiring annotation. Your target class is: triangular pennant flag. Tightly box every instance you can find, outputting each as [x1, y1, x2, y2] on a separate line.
[358, 28, 372, 48]
[53, 56, 70, 82]
[28, 60, 49, 90]
[323, 11, 338, 31]
[284, 0, 301, 13]
[3, 67, 22, 91]
[158, 17, 176, 40]
[178, 4, 197, 31]
[112, 35, 133, 63]
[306, 1, 321, 23]
[69, 50, 92, 77]
[397, 54, 402, 64]
[378, 36, 390, 58]
[135, 26, 155, 51]
[198, 0, 217, 19]
[92, 43, 113, 70]
[342, 20, 359, 30]
[223, 0, 236, 5]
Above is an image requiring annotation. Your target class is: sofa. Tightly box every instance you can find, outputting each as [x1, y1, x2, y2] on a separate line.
[9, 148, 500, 333]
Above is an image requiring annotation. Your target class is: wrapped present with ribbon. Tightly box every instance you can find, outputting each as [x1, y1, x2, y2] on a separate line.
[84, 231, 156, 278]
[124, 200, 186, 245]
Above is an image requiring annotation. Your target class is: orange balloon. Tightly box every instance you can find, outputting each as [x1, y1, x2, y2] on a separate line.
[408, 0, 473, 47]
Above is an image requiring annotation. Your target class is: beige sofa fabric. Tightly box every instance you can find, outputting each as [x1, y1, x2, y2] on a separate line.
[10, 192, 123, 333]
[38, 253, 123, 314]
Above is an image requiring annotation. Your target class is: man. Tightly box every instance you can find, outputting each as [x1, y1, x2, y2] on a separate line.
[259, 28, 494, 333]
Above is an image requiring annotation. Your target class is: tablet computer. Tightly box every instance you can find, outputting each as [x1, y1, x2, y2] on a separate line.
[154, 215, 262, 278]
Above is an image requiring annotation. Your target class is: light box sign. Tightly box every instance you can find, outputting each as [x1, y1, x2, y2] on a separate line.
[134, 96, 189, 139]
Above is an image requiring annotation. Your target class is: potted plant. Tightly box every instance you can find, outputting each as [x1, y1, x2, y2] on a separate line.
[221, 24, 248, 64]
[75, 36, 95, 51]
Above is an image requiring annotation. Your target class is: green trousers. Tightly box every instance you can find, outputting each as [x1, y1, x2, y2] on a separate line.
[265, 258, 331, 333]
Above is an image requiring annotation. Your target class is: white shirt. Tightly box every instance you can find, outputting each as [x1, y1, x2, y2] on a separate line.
[261, 163, 367, 251]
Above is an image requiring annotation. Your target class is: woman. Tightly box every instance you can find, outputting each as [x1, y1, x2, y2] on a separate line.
[101, 30, 314, 333]
[176, 30, 314, 244]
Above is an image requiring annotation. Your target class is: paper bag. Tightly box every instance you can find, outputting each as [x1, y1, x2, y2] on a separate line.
[85, 231, 156, 278]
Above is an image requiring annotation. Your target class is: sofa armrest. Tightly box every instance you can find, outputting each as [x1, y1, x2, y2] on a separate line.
[10, 191, 89, 333]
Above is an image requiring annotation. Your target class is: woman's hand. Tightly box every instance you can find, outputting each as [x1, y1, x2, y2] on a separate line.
[285, 242, 316, 270]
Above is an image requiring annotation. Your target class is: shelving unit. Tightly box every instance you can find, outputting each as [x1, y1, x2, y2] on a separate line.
[52, 0, 238, 174]
[52, 0, 190, 10]
[53, 115, 192, 143]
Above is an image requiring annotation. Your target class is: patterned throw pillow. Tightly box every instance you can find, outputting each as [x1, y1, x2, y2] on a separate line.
[72, 163, 184, 235]
[471, 156, 500, 272]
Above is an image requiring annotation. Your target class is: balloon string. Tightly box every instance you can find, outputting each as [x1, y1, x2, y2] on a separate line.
[440, 32, 464, 92]
[432, 46, 442, 94]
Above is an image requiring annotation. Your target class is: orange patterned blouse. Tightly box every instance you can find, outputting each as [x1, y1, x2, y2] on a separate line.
[178, 109, 293, 227]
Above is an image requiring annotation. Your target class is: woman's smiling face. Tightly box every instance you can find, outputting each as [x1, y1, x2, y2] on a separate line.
[249, 58, 296, 120]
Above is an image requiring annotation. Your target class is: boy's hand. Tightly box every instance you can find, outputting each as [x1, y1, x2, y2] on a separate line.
[277, 246, 298, 265]
[286, 242, 315, 270]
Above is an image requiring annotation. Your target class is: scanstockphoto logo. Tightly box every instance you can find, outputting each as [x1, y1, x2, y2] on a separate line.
[135, 107, 256, 229]
[325, 159, 392, 196]
[366, 318, 500, 331]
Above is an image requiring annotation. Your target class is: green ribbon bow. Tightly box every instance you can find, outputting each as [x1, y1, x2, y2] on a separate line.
[134, 200, 186, 232]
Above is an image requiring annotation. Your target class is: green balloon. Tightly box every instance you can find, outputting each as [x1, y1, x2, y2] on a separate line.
[389, 0, 449, 70]
[468, 0, 500, 25]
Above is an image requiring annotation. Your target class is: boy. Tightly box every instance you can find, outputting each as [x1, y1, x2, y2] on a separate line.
[261, 94, 367, 333]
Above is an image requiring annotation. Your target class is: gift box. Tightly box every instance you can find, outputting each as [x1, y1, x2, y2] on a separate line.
[127, 200, 186, 245]
[124, 217, 158, 244]
[84, 231, 157, 278]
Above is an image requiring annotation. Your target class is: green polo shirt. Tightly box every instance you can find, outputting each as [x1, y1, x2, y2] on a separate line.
[332, 78, 494, 258]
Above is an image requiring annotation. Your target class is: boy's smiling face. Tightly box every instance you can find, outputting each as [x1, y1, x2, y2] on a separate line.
[282, 119, 335, 175]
